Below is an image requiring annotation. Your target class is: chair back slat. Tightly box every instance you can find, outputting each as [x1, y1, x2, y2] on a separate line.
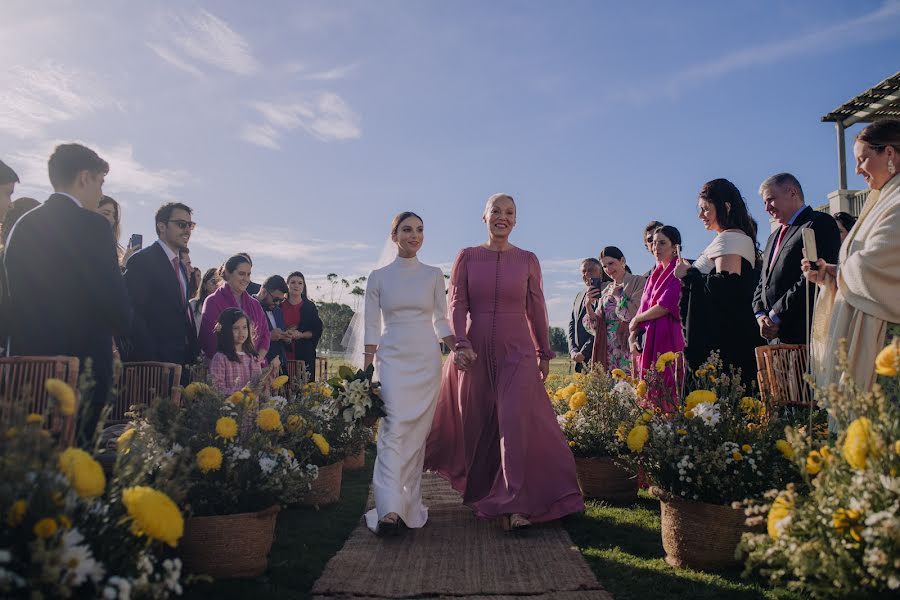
[110, 362, 182, 422]
[286, 357, 330, 392]
[755, 344, 813, 409]
[0, 356, 79, 446]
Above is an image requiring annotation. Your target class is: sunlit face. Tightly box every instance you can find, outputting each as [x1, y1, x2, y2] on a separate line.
[97, 204, 117, 229]
[232, 316, 250, 347]
[697, 199, 719, 231]
[158, 208, 193, 251]
[225, 260, 251, 295]
[484, 197, 516, 239]
[580, 261, 602, 285]
[652, 231, 676, 264]
[601, 256, 627, 282]
[761, 183, 801, 225]
[392, 216, 424, 256]
[288, 275, 305, 298]
[854, 140, 897, 191]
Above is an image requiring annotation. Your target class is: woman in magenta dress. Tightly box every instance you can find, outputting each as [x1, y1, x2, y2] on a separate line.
[629, 225, 685, 411]
[425, 193, 583, 530]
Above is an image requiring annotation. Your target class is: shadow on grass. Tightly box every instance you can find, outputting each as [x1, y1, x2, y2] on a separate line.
[183, 449, 375, 600]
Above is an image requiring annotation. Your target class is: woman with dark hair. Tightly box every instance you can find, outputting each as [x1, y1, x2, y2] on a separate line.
[675, 178, 761, 386]
[833, 211, 857, 243]
[282, 270, 323, 381]
[630, 225, 685, 409]
[190, 268, 221, 334]
[97, 195, 137, 267]
[583, 246, 646, 372]
[805, 119, 900, 391]
[198, 254, 270, 360]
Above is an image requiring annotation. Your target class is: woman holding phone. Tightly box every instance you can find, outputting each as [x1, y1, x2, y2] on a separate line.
[629, 225, 685, 410]
[97, 195, 139, 268]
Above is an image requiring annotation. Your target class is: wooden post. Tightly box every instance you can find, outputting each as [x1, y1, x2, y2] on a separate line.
[837, 121, 848, 190]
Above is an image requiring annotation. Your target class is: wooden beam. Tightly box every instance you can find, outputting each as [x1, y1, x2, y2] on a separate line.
[837, 122, 847, 190]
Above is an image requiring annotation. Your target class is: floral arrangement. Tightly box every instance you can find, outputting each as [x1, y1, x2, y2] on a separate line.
[1, 381, 184, 599]
[739, 339, 900, 597]
[547, 369, 643, 459]
[326, 365, 386, 425]
[622, 352, 803, 505]
[283, 381, 348, 467]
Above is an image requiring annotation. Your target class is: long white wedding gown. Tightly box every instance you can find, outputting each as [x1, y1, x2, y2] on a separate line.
[363, 255, 451, 532]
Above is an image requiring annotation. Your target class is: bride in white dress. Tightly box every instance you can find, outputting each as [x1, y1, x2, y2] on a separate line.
[361, 211, 455, 535]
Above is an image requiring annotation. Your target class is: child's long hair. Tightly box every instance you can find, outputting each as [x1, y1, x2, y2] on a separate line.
[215, 307, 258, 362]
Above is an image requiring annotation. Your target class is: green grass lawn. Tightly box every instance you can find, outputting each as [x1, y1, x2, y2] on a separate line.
[563, 493, 801, 600]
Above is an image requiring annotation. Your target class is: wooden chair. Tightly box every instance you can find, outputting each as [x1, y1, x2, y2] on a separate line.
[755, 344, 814, 409]
[109, 362, 182, 423]
[286, 357, 329, 391]
[0, 355, 80, 446]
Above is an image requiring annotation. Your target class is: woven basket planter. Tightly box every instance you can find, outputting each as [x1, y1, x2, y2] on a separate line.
[574, 457, 638, 502]
[180, 505, 280, 579]
[343, 449, 366, 471]
[652, 487, 755, 571]
[298, 461, 343, 506]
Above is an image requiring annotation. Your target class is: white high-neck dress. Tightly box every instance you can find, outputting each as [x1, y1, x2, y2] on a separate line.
[363, 255, 451, 532]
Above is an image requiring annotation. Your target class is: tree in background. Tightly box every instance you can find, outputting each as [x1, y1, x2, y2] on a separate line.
[549, 326, 568, 354]
[317, 301, 355, 353]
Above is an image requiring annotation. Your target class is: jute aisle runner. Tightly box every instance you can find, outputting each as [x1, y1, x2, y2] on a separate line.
[312, 473, 612, 599]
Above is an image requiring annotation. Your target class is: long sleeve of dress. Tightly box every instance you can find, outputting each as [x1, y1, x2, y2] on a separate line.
[363, 270, 382, 346]
[525, 253, 555, 360]
[246, 297, 271, 355]
[432, 268, 452, 340]
[448, 249, 471, 349]
[198, 294, 220, 359]
[209, 352, 229, 393]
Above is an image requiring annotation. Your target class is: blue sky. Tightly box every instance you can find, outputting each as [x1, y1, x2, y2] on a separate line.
[2, 0, 899, 327]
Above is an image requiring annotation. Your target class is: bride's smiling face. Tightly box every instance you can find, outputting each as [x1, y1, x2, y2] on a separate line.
[392, 215, 424, 256]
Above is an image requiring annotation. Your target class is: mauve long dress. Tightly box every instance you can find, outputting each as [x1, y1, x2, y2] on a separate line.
[425, 246, 584, 523]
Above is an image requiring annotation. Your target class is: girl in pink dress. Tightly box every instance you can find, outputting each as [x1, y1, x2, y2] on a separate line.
[425, 194, 583, 530]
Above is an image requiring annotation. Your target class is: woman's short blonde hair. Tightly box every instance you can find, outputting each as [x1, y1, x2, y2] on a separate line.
[483, 193, 516, 219]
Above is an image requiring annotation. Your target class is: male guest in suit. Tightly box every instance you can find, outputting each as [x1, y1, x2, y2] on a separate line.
[123, 203, 198, 377]
[568, 258, 604, 372]
[753, 173, 841, 344]
[4, 144, 132, 439]
[256, 275, 289, 374]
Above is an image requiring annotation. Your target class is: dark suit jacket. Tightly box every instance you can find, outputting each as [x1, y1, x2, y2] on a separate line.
[566, 288, 595, 359]
[291, 300, 323, 381]
[3, 193, 132, 405]
[752, 206, 841, 344]
[264, 306, 287, 373]
[122, 242, 197, 366]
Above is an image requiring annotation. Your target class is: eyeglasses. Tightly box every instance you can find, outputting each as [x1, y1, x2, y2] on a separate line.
[168, 220, 196, 231]
[271, 297, 285, 305]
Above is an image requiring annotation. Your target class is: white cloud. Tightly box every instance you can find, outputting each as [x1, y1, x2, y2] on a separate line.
[0, 60, 115, 138]
[190, 226, 371, 263]
[539, 257, 585, 274]
[298, 63, 359, 81]
[150, 8, 259, 76]
[242, 93, 362, 148]
[10, 141, 187, 199]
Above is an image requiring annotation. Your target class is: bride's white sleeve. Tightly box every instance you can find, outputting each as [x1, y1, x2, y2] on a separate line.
[363, 271, 382, 346]
[432, 268, 452, 340]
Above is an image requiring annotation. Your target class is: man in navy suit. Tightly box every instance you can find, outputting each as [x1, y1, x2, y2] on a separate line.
[753, 173, 841, 344]
[256, 275, 289, 375]
[4, 144, 132, 437]
[123, 203, 198, 376]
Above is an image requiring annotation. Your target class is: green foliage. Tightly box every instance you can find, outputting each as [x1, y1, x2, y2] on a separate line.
[549, 326, 568, 354]
[316, 301, 354, 353]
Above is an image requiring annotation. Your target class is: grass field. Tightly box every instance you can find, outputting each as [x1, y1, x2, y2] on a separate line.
[320, 354, 575, 379]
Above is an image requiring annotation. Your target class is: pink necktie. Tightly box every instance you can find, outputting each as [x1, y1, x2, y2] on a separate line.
[771, 224, 789, 264]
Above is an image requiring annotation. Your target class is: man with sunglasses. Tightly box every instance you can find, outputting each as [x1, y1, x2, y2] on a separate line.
[256, 275, 289, 375]
[122, 202, 198, 378]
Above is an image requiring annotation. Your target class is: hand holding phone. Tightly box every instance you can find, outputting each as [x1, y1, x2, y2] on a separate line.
[128, 234, 143, 251]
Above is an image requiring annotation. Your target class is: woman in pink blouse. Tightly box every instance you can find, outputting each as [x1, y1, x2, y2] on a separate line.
[199, 254, 270, 360]
[425, 194, 583, 531]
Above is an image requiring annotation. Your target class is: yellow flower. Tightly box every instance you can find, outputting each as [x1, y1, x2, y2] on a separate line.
[843, 417, 876, 470]
[286, 414, 305, 433]
[321, 385, 334, 398]
[196, 447, 223, 473]
[45, 378, 76, 416]
[615, 423, 628, 442]
[215, 416, 238, 441]
[7, 499, 27, 527]
[806, 450, 823, 476]
[256, 408, 282, 432]
[676, 428, 688, 436]
[635, 380, 648, 399]
[875, 341, 898, 376]
[767, 492, 793, 539]
[557, 384, 577, 400]
[640, 411, 653, 422]
[240, 386, 258, 403]
[568, 391, 587, 411]
[611, 368, 626, 380]
[820, 446, 832, 460]
[655, 351, 677, 372]
[573, 372, 586, 382]
[732, 451, 743, 461]
[775, 439, 794, 460]
[312, 433, 330, 456]
[564, 410, 577, 421]
[58, 515, 72, 529]
[741, 444, 752, 453]
[626, 424, 649, 453]
[832, 508, 864, 541]
[226, 391, 244, 404]
[33, 517, 57, 539]
[568, 440, 576, 448]
[272, 375, 289, 390]
[894, 440, 900, 455]
[117, 428, 135, 453]
[695, 368, 706, 378]
[58, 448, 106, 498]
[25, 413, 43, 425]
[684, 389, 716, 417]
[121, 486, 183, 548]
[183, 382, 211, 400]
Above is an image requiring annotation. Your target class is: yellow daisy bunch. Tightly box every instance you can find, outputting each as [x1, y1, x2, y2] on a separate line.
[842, 416, 879, 470]
[215, 416, 238, 441]
[45, 378, 76, 416]
[272, 375, 289, 390]
[683, 389, 716, 418]
[635, 380, 648, 399]
[58, 448, 106, 498]
[121, 486, 184, 548]
[767, 491, 793, 539]
[875, 339, 898, 376]
[610, 368, 627, 380]
[117, 428, 136, 453]
[626, 424, 649, 453]
[655, 351, 678, 373]
[256, 408, 282, 432]
[775, 439, 794, 460]
[196, 447, 223, 473]
[183, 382, 211, 401]
[568, 391, 587, 411]
[312, 433, 330, 456]
[832, 507, 864, 542]
[33, 517, 58, 539]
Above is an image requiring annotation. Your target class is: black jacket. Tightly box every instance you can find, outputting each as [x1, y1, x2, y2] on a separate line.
[566, 288, 595, 359]
[752, 206, 841, 344]
[122, 241, 198, 366]
[290, 300, 322, 381]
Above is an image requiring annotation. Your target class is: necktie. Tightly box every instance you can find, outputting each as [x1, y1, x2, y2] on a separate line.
[770, 224, 789, 266]
[172, 257, 187, 306]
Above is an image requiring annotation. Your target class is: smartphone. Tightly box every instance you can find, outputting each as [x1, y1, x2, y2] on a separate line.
[127, 234, 142, 250]
[801, 229, 818, 270]
[589, 276, 605, 289]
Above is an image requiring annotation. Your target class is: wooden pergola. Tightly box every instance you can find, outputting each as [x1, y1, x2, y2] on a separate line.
[822, 71, 900, 190]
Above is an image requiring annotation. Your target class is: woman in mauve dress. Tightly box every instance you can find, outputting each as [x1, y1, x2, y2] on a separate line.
[425, 193, 584, 531]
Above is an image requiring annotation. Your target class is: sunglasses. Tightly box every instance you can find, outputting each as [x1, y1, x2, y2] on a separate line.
[168, 220, 196, 231]
[271, 297, 285, 305]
